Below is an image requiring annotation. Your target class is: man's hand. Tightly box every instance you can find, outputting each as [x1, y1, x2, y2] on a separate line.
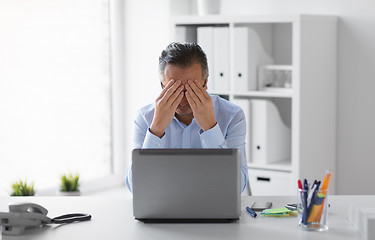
[150, 79, 184, 138]
[185, 80, 217, 131]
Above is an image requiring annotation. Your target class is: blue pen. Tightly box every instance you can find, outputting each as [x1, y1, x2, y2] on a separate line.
[246, 207, 257, 218]
[306, 181, 321, 222]
[302, 179, 309, 224]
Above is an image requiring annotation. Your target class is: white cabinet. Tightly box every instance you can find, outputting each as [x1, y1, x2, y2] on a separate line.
[171, 15, 337, 195]
[248, 169, 293, 196]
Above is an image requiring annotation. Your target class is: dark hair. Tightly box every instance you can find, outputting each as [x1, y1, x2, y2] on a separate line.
[159, 42, 209, 81]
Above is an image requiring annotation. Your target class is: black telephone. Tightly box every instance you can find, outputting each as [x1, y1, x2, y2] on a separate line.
[0, 202, 91, 235]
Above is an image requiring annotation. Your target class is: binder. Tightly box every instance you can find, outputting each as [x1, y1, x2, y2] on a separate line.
[213, 27, 230, 91]
[197, 26, 215, 91]
[233, 27, 251, 91]
[250, 99, 291, 164]
[233, 27, 274, 91]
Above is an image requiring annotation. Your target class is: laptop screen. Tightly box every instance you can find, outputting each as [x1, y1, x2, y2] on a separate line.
[132, 148, 241, 221]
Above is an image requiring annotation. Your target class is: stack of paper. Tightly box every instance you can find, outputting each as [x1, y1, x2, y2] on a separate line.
[260, 207, 295, 217]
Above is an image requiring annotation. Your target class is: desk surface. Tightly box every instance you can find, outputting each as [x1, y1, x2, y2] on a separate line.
[1, 194, 373, 240]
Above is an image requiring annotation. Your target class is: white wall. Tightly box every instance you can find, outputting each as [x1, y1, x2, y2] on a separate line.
[123, 0, 375, 194]
[123, 0, 171, 171]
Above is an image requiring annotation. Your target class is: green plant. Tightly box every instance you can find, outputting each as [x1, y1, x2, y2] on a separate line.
[60, 173, 80, 192]
[11, 180, 35, 196]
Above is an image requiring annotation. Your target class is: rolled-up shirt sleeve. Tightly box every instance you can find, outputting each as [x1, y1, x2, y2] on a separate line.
[199, 123, 226, 148]
[142, 129, 166, 148]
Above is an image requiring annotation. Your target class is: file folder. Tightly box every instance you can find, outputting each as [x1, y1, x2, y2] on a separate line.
[233, 27, 274, 91]
[233, 27, 251, 91]
[250, 99, 291, 164]
[197, 26, 215, 91]
[213, 27, 230, 91]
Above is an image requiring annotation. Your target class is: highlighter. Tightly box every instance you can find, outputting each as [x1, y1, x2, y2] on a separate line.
[314, 171, 331, 222]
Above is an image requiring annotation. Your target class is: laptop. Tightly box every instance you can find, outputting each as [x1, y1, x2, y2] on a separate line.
[132, 148, 241, 223]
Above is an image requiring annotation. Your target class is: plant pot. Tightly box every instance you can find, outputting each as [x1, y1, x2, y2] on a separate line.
[58, 191, 81, 196]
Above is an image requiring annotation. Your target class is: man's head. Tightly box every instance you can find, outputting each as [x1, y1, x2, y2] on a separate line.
[159, 42, 209, 117]
[159, 42, 209, 82]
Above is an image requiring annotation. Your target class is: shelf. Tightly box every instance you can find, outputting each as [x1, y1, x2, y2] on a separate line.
[247, 160, 292, 172]
[233, 90, 293, 98]
[259, 65, 293, 71]
[172, 15, 325, 25]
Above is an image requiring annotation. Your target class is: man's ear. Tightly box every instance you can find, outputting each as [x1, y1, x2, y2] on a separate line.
[203, 79, 208, 90]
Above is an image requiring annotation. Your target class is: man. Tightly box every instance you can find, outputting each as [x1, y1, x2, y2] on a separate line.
[126, 42, 248, 193]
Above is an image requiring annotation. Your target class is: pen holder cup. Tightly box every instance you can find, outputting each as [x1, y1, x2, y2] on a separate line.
[298, 188, 329, 231]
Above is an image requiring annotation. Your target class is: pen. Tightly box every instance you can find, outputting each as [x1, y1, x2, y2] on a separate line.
[298, 179, 302, 190]
[307, 180, 320, 204]
[320, 170, 332, 192]
[306, 181, 321, 222]
[246, 207, 257, 218]
[285, 203, 298, 211]
[307, 192, 326, 223]
[302, 179, 309, 224]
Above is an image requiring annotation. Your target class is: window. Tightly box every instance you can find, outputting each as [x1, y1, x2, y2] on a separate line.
[0, 0, 112, 194]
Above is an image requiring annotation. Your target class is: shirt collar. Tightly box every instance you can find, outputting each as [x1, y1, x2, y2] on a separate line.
[173, 116, 196, 129]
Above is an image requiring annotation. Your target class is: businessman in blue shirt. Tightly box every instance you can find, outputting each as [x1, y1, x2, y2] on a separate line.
[126, 42, 248, 193]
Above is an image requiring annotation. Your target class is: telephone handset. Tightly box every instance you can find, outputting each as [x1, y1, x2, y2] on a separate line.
[9, 202, 48, 216]
[0, 202, 91, 236]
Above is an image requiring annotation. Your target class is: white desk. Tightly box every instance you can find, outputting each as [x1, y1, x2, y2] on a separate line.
[1, 195, 373, 240]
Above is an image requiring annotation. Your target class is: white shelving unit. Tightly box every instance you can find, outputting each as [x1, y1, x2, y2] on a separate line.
[171, 15, 337, 195]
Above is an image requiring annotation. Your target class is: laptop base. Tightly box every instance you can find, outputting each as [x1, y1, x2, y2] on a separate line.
[136, 218, 239, 223]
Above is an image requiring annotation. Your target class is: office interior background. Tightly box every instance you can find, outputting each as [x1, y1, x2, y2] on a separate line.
[0, 0, 374, 196]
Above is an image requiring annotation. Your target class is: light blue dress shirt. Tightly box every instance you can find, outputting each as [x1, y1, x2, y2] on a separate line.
[126, 94, 248, 193]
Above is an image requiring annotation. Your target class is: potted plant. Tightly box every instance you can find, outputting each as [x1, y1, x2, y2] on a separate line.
[59, 173, 81, 196]
[10, 180, 36, 196]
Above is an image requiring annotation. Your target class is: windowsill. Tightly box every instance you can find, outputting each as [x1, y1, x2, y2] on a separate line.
[0, 174, 128, 197]
[86, 186, 131, 197]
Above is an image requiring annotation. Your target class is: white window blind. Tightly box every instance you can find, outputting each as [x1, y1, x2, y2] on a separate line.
[0, 0, 112, 194]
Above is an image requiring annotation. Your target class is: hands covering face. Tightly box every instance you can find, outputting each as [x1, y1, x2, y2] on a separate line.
[184, 79, 216, 131]
[149, 79, 217, 138]
[149, 79, 184, 138]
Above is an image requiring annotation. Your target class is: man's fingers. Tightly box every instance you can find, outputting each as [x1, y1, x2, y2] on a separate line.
[161, 80, 182, 102]
[166, 84, 184, 106]
[185, 83, 201, 104]
[185, 91, 197, 110]
[195, 79, 211, 100]
[171, 91, 184, 110]
[157, 79, 174, 100]
[188, 80, 207, 102]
